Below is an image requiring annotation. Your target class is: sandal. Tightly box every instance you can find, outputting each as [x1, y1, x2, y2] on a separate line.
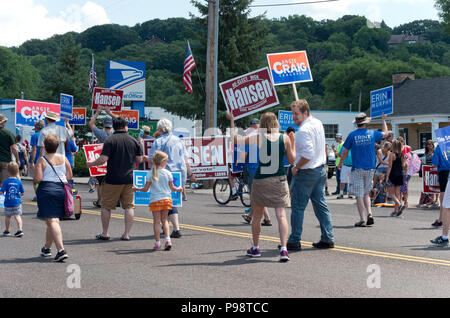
[354, 221, 366, 227]
[96, 234, 110, 240]
[120, 236, 130, 241]
[242, 214, 252, 224]
[261, 219, 272, 226]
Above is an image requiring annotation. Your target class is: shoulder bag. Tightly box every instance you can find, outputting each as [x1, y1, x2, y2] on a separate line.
[44, 157, 73, 217]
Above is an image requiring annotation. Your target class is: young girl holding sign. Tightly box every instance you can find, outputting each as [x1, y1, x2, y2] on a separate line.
[133, 151, 183, 251]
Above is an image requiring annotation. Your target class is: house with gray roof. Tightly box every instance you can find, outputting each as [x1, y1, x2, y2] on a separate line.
[368, 72, 450, 150]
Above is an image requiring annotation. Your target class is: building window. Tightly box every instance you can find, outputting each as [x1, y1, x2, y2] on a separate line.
[323, 124, 338, 139]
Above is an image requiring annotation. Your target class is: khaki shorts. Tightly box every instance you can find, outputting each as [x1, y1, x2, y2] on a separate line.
[101, 183, 134, 210]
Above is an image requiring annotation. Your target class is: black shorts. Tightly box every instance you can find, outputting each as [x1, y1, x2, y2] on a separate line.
[439, 170, 449, 192]
[96, 176, 106, 185]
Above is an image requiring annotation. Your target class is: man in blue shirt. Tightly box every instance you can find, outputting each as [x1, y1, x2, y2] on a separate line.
[430, 144, 450, 228]
[339, 113, 388, 227]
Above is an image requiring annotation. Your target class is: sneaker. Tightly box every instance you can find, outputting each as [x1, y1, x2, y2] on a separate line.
[242, 214, 252, 224]
[432, 220, 443, 227]
[244, 208, 251, 214]
[53, 250, 68, 262]
[348, 195, 354, 199]
[331, 191, 339, 195]
[366, 216, 374, 226]
[430, 236, 449, 246]
[261, 219, 272, 226]
[312, 241, 335, 249]
[93, 201, 101, 208]
[14, 230, 24, 237]
[390, 212, 398, 217]
[325, 190, 330, 196]
[246, 247, 261, 258]
[40, 247, 52, 257]
[396, 205, 405, 217]
[3, 231, 11, 237]
[153, 243, 161, 251]
[164, 242, 172, 251]
[230, 193, 239, 201]
[279, 249, 290, 262]
[32, 196, 37, 202]
[336, 194, 344, 200]
[170, 230, 182, 238]
[89, 188, 95, 193]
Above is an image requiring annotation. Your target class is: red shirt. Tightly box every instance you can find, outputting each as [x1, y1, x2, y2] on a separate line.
[402, 145, 411, 155]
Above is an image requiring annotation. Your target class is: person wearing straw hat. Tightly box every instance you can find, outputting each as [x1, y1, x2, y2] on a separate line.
[0, 114, 20, 186]
[37, 111, 73, 157]
[338, 112, 388, 227]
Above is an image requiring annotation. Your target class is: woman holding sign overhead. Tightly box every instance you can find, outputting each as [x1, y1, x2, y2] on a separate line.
[227, 111, 296, 262]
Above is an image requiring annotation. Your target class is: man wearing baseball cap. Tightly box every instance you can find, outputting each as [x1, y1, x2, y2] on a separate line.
[0, 114, 20, 186]
[89, 106, 119, 208]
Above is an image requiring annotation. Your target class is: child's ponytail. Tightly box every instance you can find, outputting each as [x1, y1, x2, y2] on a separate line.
[152, 150, 169, 182]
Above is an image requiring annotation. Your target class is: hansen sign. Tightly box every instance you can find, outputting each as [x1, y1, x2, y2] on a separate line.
[219, 67, 279, 120]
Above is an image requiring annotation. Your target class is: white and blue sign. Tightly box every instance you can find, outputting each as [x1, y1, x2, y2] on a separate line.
[106, 61, 146, 102]
[370, 86, 393, 118]
[278, 110, 299, 132]
[435, 126, 450, 160]
[60, 93, 73, 119]
[133, 170, 182, 207]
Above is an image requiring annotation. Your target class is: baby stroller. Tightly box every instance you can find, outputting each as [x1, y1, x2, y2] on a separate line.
[370, 177, 394, 207]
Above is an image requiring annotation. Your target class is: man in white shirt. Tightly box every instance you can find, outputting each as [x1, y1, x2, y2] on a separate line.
[287, 99, 334, 251]
[38, 111, 73, 157]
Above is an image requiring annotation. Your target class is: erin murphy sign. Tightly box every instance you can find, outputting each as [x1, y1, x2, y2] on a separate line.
[220, 67, 279, 120]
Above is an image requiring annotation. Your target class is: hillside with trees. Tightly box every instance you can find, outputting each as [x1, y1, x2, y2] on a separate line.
[2, 0, 450, 130]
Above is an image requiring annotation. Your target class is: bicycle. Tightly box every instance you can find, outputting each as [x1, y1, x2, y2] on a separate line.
[213, 172, 251, 207]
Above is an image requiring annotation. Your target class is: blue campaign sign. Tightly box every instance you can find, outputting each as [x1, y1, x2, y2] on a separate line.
[370, 86, 393, 118]
[106, 61, 146, 102]
[278, 110, 299, 132]
[133, 170, 182, 207]
[435, 126, 450, 160]
[60, 94, 73, 119]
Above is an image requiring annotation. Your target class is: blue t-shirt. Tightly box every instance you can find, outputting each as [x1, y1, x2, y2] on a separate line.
[65, 139, 78, 168]
[432, 145, 450, 172]
[343, 129, 383, 171]
[0, 178, 24, 208]
[30, 132, 41, 164]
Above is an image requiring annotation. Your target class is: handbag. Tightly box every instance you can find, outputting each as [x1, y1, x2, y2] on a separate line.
[44, 157, 74, 217]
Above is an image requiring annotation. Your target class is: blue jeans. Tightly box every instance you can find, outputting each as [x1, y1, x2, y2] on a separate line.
[288, 166, 334, 244]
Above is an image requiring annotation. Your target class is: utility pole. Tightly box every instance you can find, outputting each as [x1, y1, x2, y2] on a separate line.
[358, 90, 362, 112]
[204, 0, 219, 134]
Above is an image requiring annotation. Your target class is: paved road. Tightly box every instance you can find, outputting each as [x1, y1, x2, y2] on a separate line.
[0, 176, 449, 298]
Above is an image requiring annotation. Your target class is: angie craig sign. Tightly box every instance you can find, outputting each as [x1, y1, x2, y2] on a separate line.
[219, 67, 279, 120]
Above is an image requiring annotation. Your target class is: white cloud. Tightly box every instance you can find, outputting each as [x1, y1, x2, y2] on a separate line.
[0, 1, 110, 47]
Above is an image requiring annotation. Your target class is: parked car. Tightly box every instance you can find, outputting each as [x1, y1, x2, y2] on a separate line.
[327, 148, 335, 179]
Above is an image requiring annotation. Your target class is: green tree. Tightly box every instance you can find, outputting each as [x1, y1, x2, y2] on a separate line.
[435, 0, 450, 34]
[0, 46, 42, 99]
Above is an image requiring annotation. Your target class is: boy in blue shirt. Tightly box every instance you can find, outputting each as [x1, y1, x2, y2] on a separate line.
[1, 162, 25, 237]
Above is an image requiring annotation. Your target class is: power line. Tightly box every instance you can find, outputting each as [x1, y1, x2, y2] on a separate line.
[249, 0, 339, 7]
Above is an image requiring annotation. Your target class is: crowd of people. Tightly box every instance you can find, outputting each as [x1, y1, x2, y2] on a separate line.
[0, 99, 449, 263]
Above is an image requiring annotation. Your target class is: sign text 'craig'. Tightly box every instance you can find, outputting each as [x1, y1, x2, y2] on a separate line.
[15, 99, 60, 127]
[220, 67, 279, 120]
[91, 87, 123, 112]
[183, 137, 228, 180]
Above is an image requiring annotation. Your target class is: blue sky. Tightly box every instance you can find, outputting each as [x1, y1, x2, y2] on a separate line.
[0, 0, 441, 47]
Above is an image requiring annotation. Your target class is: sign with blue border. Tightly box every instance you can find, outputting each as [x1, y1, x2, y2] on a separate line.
[278, 110, 299, 132]
[133, 170, 182, 207]
[106, 61, 146, 101]
[370, 86, 393, 118]
[60, 93, 73, 119]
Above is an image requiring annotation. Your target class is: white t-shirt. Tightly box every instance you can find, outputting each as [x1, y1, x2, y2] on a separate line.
[295, 116, 327, 170]
[37, 123, 72, 156]
[146, 168, 173, 204]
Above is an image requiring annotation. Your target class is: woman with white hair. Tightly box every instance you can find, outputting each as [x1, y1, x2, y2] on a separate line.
[146, 118, 195, 238]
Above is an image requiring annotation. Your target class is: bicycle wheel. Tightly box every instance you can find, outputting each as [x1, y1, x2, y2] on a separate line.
[239, 182, 251, 207]
[213, 179, 231, 205]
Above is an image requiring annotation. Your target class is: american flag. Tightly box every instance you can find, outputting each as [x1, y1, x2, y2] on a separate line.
[88, 54, 97, 93]
[183, 41, 196, 94]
